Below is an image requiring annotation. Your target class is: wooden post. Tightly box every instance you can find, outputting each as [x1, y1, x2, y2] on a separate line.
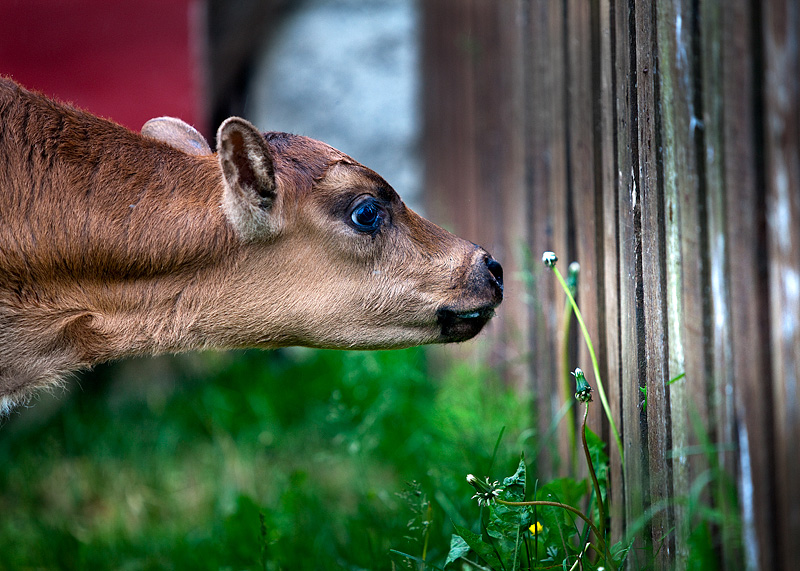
[612, 0, 654, 563]
[763, 1, 800, 568]
[523, 0, 570, 477]
[595, 0, 625, 545]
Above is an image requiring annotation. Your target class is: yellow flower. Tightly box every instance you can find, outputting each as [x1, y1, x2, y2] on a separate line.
[529, 521, 543, 535]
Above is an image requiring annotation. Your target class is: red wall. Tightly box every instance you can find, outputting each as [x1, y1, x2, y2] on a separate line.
[0, 0, 206, 134]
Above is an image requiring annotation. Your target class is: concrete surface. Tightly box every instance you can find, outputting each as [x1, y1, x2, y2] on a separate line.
[246, 0, 422, 209]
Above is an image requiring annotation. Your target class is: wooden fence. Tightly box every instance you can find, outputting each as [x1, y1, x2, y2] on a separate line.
[421, 0, 799, 569]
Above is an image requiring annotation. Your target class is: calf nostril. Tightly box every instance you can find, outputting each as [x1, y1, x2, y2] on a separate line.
[486, 257, 503, 289]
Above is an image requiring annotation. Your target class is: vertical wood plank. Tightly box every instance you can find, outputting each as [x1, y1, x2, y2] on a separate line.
[524, 0, 571, 477]
[699, 0, 731, 469]
[721, 1, 776, 568]
[421, 0, 479, 238]
[549, 0, 573, 477]
[523, 0, 555, 477]
[698, 0, 741, 565]
[596, 0, 624, 542]
[500, 0, 530, 391]
[420, 0, 487, 376]
[468, 0, 528, 385]
[655, 0, 695, 565]
[421, 0, 528, 385]
[763, 1, 800, 568]
[614, 0, 652, 564]
[635, 1, 675, 566]
[567, 0, 606, 464]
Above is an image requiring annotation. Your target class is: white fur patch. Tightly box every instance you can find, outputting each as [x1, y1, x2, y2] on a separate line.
[0, 395, 18, 417]
[220, 184, 279, 242]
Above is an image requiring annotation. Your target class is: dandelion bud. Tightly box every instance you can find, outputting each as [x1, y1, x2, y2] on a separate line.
[466, 474, 503, 506]
[567, 261, 580, 295]
[573, 367, 593, 403]
[542, 251, 558, 268]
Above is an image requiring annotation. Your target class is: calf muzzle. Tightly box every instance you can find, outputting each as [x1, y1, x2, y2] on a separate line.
[437, 252, 503, 342]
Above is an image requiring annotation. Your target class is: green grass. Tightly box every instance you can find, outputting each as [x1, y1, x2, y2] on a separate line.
[0, 348, 532, 570]
[0, 341, 741, 570]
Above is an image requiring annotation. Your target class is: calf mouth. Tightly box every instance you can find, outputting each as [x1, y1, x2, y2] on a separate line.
[436, 305, 498, 342]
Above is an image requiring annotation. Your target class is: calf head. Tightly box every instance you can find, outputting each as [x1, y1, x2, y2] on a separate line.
[0, 81, 503, 411]
[187, 117, 503, 350]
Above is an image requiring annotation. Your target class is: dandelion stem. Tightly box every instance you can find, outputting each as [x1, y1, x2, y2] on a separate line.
[550, 263, 624, 469]
[561, 296, 578, 467]
[583, 402, 607, 544]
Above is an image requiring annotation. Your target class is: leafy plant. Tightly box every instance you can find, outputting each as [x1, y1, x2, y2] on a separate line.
[447, 367, 628, 571]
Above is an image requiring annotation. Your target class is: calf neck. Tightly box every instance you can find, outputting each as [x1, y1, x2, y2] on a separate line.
[0, 78, 503, 412]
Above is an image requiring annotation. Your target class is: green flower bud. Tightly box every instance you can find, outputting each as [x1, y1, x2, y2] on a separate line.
[573, 367, 593, 403]
[567, 261, 580, 295]
[466, 474, 503, 506]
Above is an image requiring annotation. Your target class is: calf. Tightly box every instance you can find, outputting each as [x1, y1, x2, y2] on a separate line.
[0, 78, 503, 413]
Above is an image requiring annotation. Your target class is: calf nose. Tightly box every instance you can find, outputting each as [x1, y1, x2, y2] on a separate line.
[486, 256, 504, 292]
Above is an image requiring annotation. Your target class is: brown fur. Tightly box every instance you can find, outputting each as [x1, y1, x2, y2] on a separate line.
[0, 78, 503, 412]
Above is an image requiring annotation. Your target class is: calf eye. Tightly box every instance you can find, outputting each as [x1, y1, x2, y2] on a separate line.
[350, 198, 385, 233]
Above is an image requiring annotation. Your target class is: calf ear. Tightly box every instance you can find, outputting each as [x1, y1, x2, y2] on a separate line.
[142, 117, 212, 156]
[217, 117, 281, 241]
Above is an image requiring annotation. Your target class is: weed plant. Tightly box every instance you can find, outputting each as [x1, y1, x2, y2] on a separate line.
[425, 369, 626, 571]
